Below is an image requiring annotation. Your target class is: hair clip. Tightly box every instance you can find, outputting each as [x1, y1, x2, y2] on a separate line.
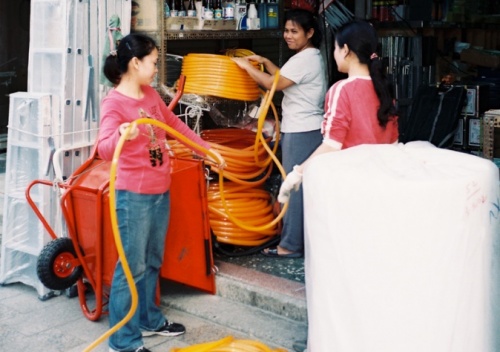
[370, 53, 378, 60]
[109, 50, 117, 57]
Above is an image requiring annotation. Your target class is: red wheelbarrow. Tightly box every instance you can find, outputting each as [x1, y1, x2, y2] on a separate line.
[28, 77, 217, 321]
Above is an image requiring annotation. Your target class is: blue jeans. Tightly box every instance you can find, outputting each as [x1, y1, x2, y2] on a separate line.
[108, 190, 171, 351]
[280, 130, 322, 253]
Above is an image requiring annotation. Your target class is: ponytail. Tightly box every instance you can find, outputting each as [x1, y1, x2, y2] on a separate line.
[335, 20, 397, 127]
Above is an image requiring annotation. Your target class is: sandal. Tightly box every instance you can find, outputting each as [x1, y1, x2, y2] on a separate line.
[261, 246, 302, 258]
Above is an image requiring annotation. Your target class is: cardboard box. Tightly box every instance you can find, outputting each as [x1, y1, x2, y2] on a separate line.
[461, 48, 500, 69]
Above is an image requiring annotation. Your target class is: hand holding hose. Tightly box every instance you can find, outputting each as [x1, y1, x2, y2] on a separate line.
[277, 165, 303, 203]
[207, 148, 226, 169]
[119, 122, 139, 140]
[231, 57, 255, 71]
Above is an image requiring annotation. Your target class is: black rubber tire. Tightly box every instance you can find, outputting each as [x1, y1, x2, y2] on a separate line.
[37, 238, 83, 291]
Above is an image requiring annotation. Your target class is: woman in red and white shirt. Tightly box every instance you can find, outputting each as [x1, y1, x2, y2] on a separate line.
[278, 20, 399, 201]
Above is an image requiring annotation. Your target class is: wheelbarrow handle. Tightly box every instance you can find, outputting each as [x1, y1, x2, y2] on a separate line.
[25, 179, 61, 241]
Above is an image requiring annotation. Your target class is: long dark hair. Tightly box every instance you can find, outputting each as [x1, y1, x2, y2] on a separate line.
[103, 33, 157, 86]
[284, 9, 322, 49]
[335, 20, 397, 127]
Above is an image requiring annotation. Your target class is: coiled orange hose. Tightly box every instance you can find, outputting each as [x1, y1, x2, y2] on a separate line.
[169, 65, 285, 246]
[181, 54, 261, 101]
[224, 48, 265, 71]
[207, 72, 286, 246]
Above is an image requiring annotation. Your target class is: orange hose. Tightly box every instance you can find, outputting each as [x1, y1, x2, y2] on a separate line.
[170, 66, 286, 246]
[181, 54, 261, 101]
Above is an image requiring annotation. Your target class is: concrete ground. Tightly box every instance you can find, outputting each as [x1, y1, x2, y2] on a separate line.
[0, 151, 306, 351]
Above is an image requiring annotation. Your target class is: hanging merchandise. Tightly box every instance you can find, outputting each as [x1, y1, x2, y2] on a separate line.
[100, 15, 123, 87]
[322, 1, 354, 30]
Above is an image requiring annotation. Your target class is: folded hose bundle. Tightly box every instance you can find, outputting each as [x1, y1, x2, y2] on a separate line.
[201, 129, 280, 246]
[207, 182, 280, 246]
[181, 54, 261, 101]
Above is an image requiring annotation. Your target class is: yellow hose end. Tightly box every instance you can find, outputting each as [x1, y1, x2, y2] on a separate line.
[171, 336, 234, 351]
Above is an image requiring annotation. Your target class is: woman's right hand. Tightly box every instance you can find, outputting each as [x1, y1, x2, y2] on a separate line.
[231, 57, 253, 71]
[119, 122, 139, 140]
[244, 54, 265, 64]
[207, 148, 226, 169]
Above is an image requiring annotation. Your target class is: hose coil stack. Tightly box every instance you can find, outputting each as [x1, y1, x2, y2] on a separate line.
[202, 129, 280, 246]
[175, 57, 285, 247]
[181, 54, 261, 101]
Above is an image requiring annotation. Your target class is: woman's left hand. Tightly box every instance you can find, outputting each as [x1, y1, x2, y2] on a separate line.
[207, 149, 226, 169]
[277, 165, 303, 203]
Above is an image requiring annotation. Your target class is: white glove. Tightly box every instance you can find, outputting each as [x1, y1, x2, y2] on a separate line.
[207, 149, 226, 169]
[119, 122, 139, 140]
[277, 165, 303, 203]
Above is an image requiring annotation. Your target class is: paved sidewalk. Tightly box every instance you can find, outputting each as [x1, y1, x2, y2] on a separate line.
[0, 151, 303, 351]
[0, 151, 184, 351]
[0, 281, 227, 351]
[0, 152, 238, 352]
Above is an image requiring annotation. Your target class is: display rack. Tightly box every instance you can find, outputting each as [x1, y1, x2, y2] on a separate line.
[164, 29, 283, 40]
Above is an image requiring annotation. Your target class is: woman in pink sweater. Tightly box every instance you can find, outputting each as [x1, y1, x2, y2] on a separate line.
[98, 33, 223, 352]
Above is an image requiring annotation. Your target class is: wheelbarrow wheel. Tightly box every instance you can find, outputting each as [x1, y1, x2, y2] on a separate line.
[37, 238, 83, 291]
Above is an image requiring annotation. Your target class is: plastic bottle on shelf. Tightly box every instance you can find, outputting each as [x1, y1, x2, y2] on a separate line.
[164, 0, 171, 17]
[235, 0, 247, 29]
[266, 0, 278, 28]
[214, 0, 223, 19]
[247, 1, 258, 18]
[223, 0, 234, 19]
[258, 0, 267, 29]
[171, 0, 179, 17]
[247, 1, 259, 29]
[204, 0, 214, 19]
[187, 0, 197, 16]
[178, 0, 187, 16]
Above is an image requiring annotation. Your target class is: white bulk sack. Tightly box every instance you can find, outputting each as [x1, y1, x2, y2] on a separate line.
[303, 142, 500, 352]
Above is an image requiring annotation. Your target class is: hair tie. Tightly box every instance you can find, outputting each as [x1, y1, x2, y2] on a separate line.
[370, 53, 378, 60]
[109, 50, 117, 57]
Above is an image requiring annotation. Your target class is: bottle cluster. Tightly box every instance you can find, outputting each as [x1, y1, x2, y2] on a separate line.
[164, 0, 280, 30]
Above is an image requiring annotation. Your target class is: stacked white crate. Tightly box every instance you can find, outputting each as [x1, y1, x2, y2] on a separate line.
[0, 0, 130, 298]
[0, 93, 60, 299]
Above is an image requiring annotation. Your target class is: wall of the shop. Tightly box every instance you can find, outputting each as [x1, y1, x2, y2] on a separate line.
[0, 1, 31, 136]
